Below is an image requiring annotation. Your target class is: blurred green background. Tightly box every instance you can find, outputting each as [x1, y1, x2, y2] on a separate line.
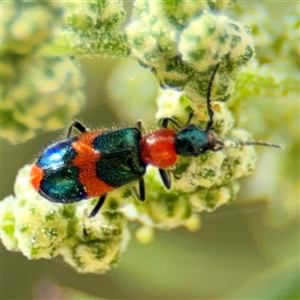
[1, 2, 299, 299]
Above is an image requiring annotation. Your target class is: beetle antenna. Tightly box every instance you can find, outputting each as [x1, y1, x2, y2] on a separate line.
[206, 63, 220, 132]
[224, 140, 282, 149]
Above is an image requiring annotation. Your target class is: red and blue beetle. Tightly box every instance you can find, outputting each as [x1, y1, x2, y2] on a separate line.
[30, 64, 280, 217]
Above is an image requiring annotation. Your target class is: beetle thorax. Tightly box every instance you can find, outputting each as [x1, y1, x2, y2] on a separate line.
[139, 128, 178, 168]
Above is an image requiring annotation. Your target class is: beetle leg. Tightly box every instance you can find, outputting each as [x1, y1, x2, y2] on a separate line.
[138, 177, 146, 201]
[89, 194, 107, 218]
[136, 120, 146, 135]
[132, 177, 145, 201]
[67, 121, 88, 138]
[159, 169, 171, 189]
[161, 113, 193, 130]
[136, 120, 143, 131]
[161, 117, 181, 130]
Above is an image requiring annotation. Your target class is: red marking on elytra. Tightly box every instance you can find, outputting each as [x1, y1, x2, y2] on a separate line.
[30, 164, 43, 191]
[77, 162, 115, 197]
[71, 131, 105, 165]
[140, 128, 178, 169]
[71, 130, 115, 197]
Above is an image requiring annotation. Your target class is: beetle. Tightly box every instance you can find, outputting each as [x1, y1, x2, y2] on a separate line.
[30, 64, 280, 217]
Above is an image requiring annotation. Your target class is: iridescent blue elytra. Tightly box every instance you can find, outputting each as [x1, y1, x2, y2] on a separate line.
[31, 128, 146, 206]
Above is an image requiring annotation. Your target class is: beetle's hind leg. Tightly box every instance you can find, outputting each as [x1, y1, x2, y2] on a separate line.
[89, 194, 107, 218]
[132, 177, 146, 201]
[67, 121, 88, 138]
